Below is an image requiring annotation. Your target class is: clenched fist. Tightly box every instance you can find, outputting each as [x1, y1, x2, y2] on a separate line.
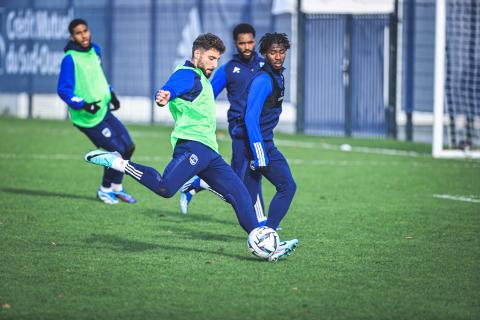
[155, 90, 171, 107]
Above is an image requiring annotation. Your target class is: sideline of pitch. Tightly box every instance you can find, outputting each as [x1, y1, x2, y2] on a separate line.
[433, 194, 480, 204]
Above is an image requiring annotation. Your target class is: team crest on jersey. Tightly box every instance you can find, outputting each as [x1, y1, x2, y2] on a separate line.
[101, 128, 111, 138]
[233, 67, 240, 74]
[189, 154, 198, 165]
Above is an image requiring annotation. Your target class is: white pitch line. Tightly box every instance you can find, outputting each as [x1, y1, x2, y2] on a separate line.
[1, 126, 471, 159]
[0, 152, 391, 166]
[1, 152, 480, 169]
[141, 132, 472, 159]
[218, 136, 428, 158]
[433, 194, 480, 203]
[309, 141, 426, 158]
[0, 153, 170, 162]
[0, 125, 448, 159]
[341, 145, 425, 157]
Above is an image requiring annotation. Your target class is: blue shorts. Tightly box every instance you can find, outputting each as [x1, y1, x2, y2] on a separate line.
[76, 111, 135, 186]
[76, 111, 134, 156]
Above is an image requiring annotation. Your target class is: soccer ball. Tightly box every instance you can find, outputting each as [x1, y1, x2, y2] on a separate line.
[247, 226, 280, 259]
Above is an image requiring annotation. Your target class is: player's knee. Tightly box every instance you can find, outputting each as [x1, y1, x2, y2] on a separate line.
[156, 186, 176, 198]
[277, 179, 296, 197]
[289, 179, 297, 195]
[123, 143, 135, 160]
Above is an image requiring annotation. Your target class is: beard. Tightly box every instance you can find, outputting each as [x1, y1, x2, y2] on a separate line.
[199, 66, 213, 78]
[239, 50, 253, 61]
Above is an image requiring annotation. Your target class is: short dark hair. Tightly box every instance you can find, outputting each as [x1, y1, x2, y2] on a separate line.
[68, 18, 88, 35]
[259, 32, 290, 55]
[192, 33, 226, 56]
[233, 23, 256, 41]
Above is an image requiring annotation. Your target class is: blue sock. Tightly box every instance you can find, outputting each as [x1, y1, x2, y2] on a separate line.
[192, 176, 201, 190]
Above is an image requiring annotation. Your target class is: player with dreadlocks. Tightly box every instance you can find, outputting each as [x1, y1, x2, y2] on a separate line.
[238, 32, 297, 234]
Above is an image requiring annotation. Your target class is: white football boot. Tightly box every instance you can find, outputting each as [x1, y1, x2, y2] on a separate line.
[268, 239, 299, 262]
[84, 150, 125, 172]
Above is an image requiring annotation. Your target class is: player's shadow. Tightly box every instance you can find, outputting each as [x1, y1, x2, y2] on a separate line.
[140, 208, 238, 227]
[153, 224, 245, 242]
[139, 208, 244, 241]
[85, 233, 159, 252]
[0, 187, 97, 202]
[84, 233, 247, 260]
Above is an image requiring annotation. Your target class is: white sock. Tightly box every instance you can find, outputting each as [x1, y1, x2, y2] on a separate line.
[111, 183, 123, 192]
[254, 195, 267, 223]
[100, 185, 113, 193]
[111, 158, 128, 173]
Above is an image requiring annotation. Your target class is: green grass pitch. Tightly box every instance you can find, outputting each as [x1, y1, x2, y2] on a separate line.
[0, 117, 479, 320]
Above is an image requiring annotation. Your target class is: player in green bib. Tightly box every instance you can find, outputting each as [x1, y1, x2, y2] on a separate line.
[84, 33, 298, 261]
[58, 19, 137, 205]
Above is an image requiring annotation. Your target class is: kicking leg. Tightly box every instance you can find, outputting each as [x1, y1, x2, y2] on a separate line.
[85, 141, 210, 198]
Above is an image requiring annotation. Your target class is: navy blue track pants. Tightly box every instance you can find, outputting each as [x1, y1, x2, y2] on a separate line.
[124, 140, 259, 234]
[77, 111, 135, 187]
[230, 138, 296, 230]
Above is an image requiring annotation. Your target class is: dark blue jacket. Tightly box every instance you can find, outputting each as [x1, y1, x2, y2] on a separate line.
[57, 41, 107, 109]
[245, 63, 285, 167]
[211, 52, 264, 123]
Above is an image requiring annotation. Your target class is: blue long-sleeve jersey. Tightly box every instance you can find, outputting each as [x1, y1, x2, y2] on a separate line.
[57, 41, 109, 109]
[245, 63, 285, 167]
[211, 52, 264, 123]
[160, 61, 202, 101]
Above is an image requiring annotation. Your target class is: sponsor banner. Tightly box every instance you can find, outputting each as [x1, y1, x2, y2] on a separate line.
[0, 6, 73, 91]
